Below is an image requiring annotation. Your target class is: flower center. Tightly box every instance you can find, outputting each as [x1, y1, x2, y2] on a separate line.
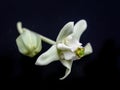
[74, 47, 85, 58]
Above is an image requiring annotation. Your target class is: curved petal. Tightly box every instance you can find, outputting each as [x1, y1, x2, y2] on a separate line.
[59, 60, 73, 80]
[35, 45, 59, 66]
[62, 51, 76, 60]
[16, 35, 29, 55]
[21, 29, 38, 50]
[84, 43, 93, 56]
[56, 22, 74, 42]
[72, 19, 87, 41]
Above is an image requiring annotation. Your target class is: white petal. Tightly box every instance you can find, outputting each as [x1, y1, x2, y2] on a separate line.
[63, 51, 76, 60]
[21, 29, 38, 50]
[16, 35, 29, 54]
[60, 60, 73, 80]
[35, 45, 59, 66]
[72, 19, 87, 41]
[84, 43, 93, 56]
[56, 22, 74, 42]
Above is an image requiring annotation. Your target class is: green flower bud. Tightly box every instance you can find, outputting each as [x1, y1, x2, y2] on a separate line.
[16, 22, 42, 57]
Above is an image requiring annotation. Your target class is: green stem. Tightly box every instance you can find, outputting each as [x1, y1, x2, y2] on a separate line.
[38, 34, 56, 45]
[17, 21, 56, 45]
[17, 22, 24, 34]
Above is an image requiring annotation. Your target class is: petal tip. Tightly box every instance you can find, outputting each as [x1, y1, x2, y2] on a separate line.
[59, 77, 65, 80]
[84, 43, 93, 55]
[35, 56, 45, 66]
[79, 19, 87, 29]
[88, 43, 93, 53]
[35, 59, 41, 66]
[35, 60, 39, 65]
[80, 19, 87, 22]
[66, 21, 74, 28]
[69, 21, 74, 26]
[35, 56, 46, 66]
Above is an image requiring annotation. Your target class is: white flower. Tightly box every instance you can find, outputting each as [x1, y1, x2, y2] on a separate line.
[16, 22, 42, 57]
[35, 20, 93, 80]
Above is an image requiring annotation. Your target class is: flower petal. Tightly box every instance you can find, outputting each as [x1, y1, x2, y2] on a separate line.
[59, 60, 73, 80]
[35, 45, 59, 66]
[62, 51, 76, 60]
[72, 19, 87, 41]
[56, 22, 74, 42]
[84, 43, 93, 56]
[20, 29, 37, 50]
[16, 35, 29, 54]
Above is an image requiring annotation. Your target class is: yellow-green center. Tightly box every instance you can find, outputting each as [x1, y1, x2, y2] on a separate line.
[75, 48, 84, 58]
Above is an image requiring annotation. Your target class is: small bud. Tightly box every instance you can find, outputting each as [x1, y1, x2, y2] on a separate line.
[16, 22, 42, 57]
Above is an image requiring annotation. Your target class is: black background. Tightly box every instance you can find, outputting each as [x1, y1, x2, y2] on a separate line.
[0, 0, 120, 89]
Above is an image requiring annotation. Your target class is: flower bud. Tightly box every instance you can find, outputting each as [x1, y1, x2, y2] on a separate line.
[16, 28, 42, 57]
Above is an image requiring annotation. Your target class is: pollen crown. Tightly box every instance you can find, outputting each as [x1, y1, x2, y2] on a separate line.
[75, 47, 85, 58]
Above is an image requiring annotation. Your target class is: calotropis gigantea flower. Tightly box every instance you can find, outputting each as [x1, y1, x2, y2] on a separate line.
[35, 19, 93, 80]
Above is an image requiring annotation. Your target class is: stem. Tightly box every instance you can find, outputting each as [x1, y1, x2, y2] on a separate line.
[38, 34, 56, 45]
[17, 22, 24, 34]
[17, 21, 56, 45]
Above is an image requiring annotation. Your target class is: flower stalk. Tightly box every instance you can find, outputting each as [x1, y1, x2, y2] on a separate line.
[38, 34, 56, 45]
